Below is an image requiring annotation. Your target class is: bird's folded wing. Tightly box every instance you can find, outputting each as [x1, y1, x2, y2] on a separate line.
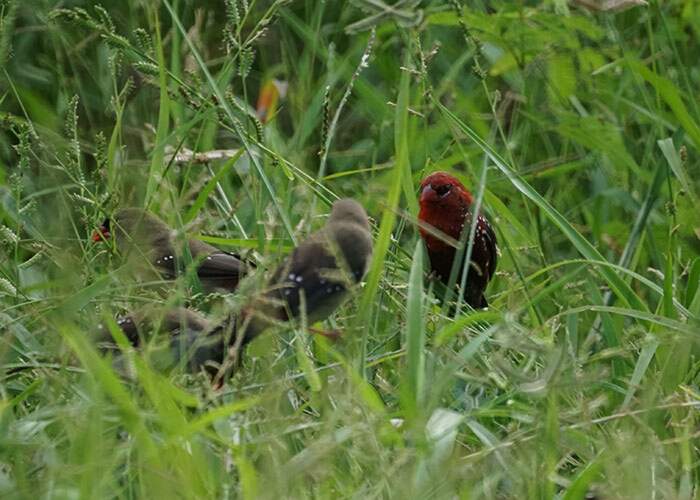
[482, 220, 498, 280]
[268, 240, 348, 320]
[194, 252, 247, 278]
[152, 250, 247, 285]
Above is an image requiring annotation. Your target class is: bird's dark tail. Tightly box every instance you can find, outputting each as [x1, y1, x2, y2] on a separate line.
[479, 294, 488, 309]
[462, 285, 488, 310]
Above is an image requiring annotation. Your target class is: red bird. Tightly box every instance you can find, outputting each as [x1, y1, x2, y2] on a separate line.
[418, 171, 497, 308]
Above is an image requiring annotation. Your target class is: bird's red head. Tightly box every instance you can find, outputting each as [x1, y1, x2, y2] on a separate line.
[91, 218, 111, 243]
[418, 171, 475, 246]
[419, 172, 473, 208]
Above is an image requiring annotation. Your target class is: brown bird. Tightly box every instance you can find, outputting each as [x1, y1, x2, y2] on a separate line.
[238, 198, 373, 343]
[96, 306, 234, 377]
[418, 172, 497, 308]
[92, 208, 249, 293]
[98, 199, 373, 379]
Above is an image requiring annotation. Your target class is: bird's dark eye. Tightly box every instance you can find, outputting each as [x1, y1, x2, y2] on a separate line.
[433, 183, 452, 197]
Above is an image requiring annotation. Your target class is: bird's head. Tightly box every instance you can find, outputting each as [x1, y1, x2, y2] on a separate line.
[419, 171, 473, 210]
[91, 208, 158, 244]
[92, 217, 111, 243]
[328, 198, 370, 231]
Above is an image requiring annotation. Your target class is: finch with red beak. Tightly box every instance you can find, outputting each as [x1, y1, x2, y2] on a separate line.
[418, 172, 497, 308]
[92, 208, 249, 293]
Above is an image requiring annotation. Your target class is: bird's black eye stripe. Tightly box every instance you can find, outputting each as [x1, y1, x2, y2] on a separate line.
[433, 183, 452, 197]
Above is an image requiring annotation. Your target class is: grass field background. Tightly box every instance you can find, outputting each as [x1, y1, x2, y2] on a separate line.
[1, 0, 699, 498]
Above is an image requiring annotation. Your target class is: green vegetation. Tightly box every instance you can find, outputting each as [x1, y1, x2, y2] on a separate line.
[1, 0, 699, 497]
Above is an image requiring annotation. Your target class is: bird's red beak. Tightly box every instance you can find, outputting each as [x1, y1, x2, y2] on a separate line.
[420, 184, 438, 204]
[92, 226, 110, 243]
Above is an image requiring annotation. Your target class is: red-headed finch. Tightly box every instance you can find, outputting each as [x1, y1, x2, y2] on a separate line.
[418, 172, 497, 308]
[92, 208, 249, 293]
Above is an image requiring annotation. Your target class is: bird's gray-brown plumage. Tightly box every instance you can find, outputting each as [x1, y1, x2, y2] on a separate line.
[96, 307, 235, 377]
[239, 198, 373, 342]
[97, 199, 373, 380]
[93, 208, 249, 293]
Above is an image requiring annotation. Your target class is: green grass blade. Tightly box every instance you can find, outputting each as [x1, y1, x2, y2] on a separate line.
[184, 149, 245, 224]
[396, 53, 417, 216]
[562, 452, 605, 500]
[145, 9, 171, 206]
[621, 337, 659, 409]
[686, 258, 700, 310]
[434, 310, 501, 346]
[658, 137, 699, 206]
[294, 329, 322, 393]
[405, 241, 425, 411]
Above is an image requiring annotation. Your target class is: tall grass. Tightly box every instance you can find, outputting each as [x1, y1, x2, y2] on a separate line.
[1, 1, 699, 498]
